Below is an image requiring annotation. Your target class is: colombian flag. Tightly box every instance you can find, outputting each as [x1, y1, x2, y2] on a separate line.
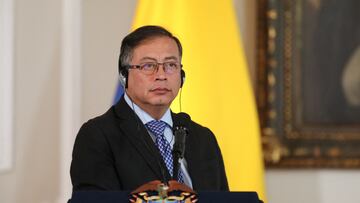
[115, 0, 266, 201]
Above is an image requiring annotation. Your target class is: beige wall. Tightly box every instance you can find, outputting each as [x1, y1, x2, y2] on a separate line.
[234, 0, 257, 86]
[0, 0, 61, 202]
[1, 0, 359, 203]
[81, 0, 136, 121]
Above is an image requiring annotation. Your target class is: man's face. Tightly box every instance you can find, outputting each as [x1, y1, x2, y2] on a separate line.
[126, 36, 182, 112]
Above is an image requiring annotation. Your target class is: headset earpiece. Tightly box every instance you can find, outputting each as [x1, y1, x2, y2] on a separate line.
[180, 69, 185, 87]
[119, 68, 128, 88]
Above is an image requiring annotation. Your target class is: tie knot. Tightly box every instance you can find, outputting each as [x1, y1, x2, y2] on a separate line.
[145, 120, 167, 137]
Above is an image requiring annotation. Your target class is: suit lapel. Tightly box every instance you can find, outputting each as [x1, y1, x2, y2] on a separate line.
[114, 97, 171, 181]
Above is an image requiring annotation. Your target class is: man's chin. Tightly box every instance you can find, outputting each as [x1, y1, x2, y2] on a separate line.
[149, 97, 173, 107]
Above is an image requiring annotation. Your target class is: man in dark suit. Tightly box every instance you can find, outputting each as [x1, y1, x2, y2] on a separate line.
[70, 25, 228, 192]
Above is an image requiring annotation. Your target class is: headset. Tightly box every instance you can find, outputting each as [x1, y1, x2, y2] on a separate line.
[119, 67, 186, 89]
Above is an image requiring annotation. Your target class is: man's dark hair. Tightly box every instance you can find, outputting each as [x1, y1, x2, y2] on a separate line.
[118, 25, 183, 75]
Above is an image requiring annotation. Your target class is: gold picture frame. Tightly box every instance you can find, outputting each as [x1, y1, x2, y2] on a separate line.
[257, 0, 360, 168]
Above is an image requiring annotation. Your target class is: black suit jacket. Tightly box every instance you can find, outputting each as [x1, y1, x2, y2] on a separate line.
[70, 96, 228, 191]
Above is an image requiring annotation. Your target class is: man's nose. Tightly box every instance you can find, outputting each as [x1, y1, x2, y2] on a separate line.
[154, 64, 167, 78]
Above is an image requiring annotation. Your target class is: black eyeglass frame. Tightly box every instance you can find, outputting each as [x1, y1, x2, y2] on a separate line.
[125, 62, 183, 75]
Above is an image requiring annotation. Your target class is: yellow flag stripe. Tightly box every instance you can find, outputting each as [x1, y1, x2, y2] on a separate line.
[131, 0, 266, 201]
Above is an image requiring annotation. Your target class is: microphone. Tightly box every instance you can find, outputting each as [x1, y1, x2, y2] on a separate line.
[172, 112, 190, 180]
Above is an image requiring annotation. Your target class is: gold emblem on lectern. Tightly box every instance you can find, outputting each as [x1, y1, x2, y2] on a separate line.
[130, 180, 197, 203]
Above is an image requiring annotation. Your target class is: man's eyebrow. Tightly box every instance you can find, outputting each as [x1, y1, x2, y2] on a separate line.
[139, 56, 179, 62]
[139, 56, 157, 61]
[164, 56, 179, 61]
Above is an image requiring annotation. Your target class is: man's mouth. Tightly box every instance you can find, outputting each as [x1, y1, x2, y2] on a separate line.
[150, 88, 170, 94]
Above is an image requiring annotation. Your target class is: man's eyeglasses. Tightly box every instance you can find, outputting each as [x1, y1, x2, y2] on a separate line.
[126, 62, 182, 75]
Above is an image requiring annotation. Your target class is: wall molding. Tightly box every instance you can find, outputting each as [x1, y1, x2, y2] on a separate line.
[59, 0, 82, 202]
[0, 0, 14, 172]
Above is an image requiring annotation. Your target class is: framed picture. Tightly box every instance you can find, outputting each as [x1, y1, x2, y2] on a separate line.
[257, 0, 360, 168]
[0, 0, 14, 172]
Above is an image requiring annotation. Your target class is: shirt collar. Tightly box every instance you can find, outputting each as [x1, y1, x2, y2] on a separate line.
[124, 92, 173, 127]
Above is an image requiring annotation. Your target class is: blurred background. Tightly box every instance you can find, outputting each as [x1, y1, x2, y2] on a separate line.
[0, 0, 359, 203]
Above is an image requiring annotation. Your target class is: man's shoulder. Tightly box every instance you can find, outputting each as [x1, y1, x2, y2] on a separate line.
[83, 97, 132, 127]
[81, 105, 120, 130]
[172, 112, 214, 136]
[188, 119, 210, 132]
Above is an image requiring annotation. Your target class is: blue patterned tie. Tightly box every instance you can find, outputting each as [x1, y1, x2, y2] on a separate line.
[146, 120, 184, 183]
